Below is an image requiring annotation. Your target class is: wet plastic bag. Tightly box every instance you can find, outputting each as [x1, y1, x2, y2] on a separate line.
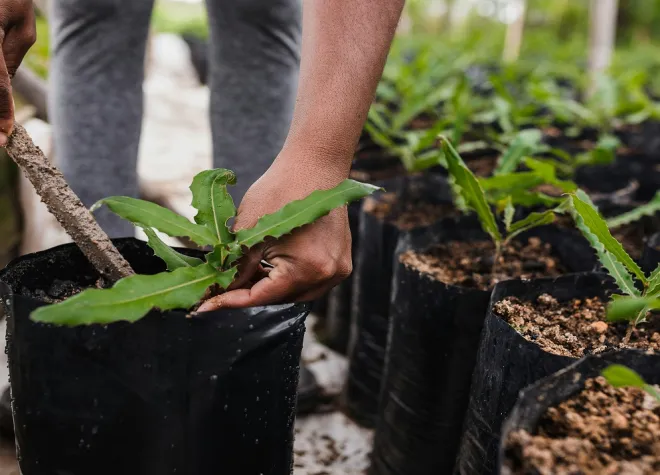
[0, 238, 308, 475]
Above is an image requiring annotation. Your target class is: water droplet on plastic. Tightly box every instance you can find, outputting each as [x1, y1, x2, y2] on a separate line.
[248, 324, 254, 330]
[91, 426, 98, 435]
[255, 396, 260, 402]
[223, 404, 228, 411]
[210, 375, 218, 381]
[255, 438, 259, 444]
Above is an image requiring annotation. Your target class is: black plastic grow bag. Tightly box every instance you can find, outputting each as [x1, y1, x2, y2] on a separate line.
[455, 272, 616, 475]
[343, 174, 453, 427]
[370, 222, 597, 475]
[499, 350, 660, 475]
[0, 238, 308, 475]
[322, 199, 362, 354]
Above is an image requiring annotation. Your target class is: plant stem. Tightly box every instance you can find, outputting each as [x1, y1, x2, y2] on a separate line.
[622, 323, 634, 346]
[492, 241, 503, 276]
[6, 124, 134, 282]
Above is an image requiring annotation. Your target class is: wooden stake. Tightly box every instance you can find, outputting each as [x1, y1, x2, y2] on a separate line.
[588, 0, 619, 96]
[6, 124, 134, 281]
[503, 0, 527, 63]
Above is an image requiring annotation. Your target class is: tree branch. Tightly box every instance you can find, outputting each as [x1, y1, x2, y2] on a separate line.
[6, 124, 134, 281]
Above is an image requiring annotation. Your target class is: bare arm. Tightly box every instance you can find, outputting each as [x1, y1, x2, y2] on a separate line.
[199, 0, 405, 311]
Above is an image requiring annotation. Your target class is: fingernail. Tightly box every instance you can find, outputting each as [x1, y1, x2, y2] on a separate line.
[0, 133, 7, 147]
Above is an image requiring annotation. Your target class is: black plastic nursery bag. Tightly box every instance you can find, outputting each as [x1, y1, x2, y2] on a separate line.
[499, 350, 660, 475]
[0, 239, 308, 475]
[455, 272, 615, 475]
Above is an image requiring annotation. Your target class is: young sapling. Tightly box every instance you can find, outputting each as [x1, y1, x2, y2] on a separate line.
[440, 137, 560, 273]
[568, 190, 660, 343]
[30, 168, 379, 326]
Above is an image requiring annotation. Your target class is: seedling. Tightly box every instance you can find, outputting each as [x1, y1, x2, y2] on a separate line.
[601, 364, 660, 403]
[568, 191, 660, 342]
[440, 137, 559, 272]
[30, 169, 379, 326]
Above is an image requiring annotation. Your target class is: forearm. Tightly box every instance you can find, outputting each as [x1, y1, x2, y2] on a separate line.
[281, 0, 405, 180]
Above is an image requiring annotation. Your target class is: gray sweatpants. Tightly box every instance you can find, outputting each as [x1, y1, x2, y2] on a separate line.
[49, 0, 302, 238]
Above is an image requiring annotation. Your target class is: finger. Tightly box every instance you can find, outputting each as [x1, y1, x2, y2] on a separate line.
[3, 9, 36, 79]
[198, 265, 309, 311]
[226, 247, 263, 291]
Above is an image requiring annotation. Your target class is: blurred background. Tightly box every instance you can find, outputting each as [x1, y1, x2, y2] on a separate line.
[3, 0, 660, 266]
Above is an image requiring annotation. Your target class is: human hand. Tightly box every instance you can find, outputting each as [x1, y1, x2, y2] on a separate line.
[0, 0, 36, 145]
[198, 147, 353, 311]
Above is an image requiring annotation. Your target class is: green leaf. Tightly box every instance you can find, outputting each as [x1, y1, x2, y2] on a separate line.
[647, 265, 660, 296]
[603, 363, 660, 403]
[142, 227, 204, 271]
[480, 172, 544, 193]
[440, 137, 501, 242]
[601, 365, 647, 389]
[607, 296, 658, 322]
[493, 129, 543, 175]
[190, 169, 237, 244]
[506, 211, 556, 242]
[607, 192, 660, 229]
[31, 264, 237, 326]
[93, 197, 218, 247]
[235, 180, 380, 250]
[569, 191, 647, 285]
[503, 197, 515, 232]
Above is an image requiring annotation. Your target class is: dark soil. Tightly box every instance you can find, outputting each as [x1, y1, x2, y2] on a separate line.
[363, 193, 458, 230]
[466, 154, 497, 177]
[399, 237, 565, 290]
[495, 295, 660, 357]
[505, 377, 660, 475]
[21, 279, 85, 303]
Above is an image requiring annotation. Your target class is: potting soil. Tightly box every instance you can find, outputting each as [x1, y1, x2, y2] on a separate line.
[505, 377, 660, 475]
[500, 351, 660, 475]
[495, 294, 660, 357]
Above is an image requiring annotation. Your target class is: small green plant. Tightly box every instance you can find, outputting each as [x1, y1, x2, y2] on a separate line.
[568, 190, 660, 341]
[601, 364, 660, 403]
[31, 169, 379, 326]
[440, 138, 558, 269]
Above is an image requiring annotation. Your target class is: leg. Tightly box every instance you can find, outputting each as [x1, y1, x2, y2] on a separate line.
[205, 0, 302, 203]
[49, 0, 154, 237]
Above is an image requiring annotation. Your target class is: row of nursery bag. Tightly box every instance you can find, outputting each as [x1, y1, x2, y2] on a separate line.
[331, 139, 660, 474]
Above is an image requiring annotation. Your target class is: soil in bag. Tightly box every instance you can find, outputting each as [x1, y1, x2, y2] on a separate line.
[0, 238, 308, 475]
[343, 174, 457, 427]
[456, 272, 660, 475]
[501, 350, 660, 475]
[370, 220, 596, 475]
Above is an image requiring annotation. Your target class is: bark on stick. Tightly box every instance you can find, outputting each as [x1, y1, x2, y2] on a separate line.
[6, 124, 134, 281]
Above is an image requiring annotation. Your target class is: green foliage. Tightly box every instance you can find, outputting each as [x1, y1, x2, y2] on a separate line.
[31, 264, 237, 326]
[32, 170, 379, 326]
[440, 137, 557, 248]
[569, 191, 660, 327]
[601, 364, 660, 403]
[607, 191, 660, 229]
[569, 190, 647, 286]
[493, 129, 544, 175]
